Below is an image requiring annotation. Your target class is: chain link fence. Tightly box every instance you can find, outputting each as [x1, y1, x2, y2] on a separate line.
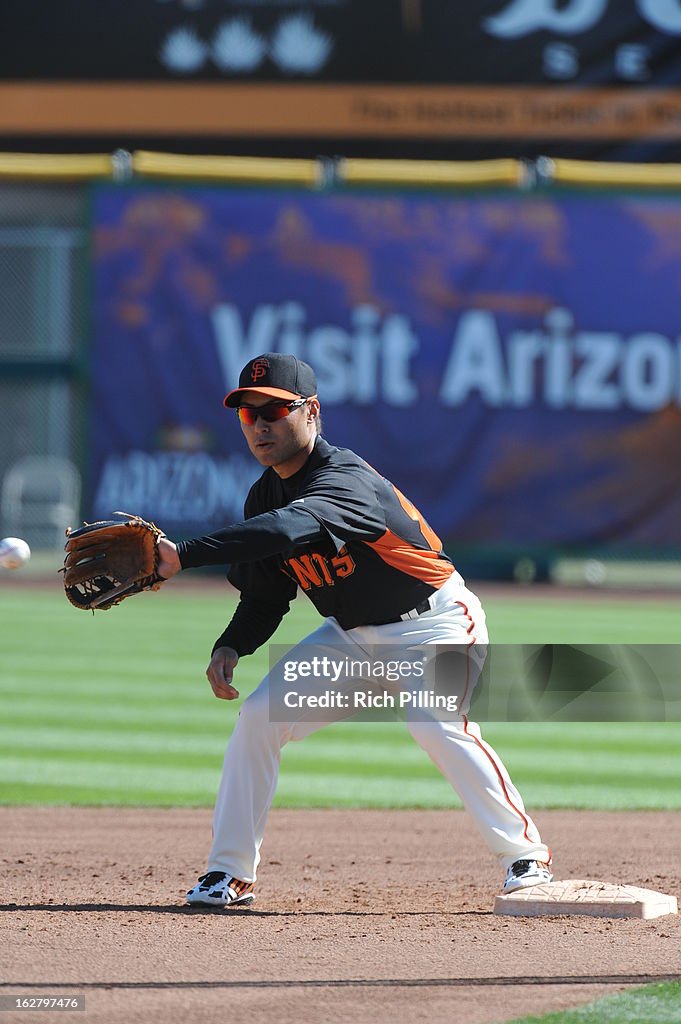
[0, 184, 88, 550]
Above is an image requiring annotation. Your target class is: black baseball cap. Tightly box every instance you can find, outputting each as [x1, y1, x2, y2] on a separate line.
[224, 353, 318, 407]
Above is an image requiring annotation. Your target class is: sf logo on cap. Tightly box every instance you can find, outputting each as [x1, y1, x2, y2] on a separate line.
[251, 358, 269, 382]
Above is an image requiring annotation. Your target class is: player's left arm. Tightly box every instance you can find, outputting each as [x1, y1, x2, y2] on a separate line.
[161, 506, 326, 576]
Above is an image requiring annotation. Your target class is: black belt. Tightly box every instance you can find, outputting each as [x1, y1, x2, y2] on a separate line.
[370, 597, 433, 627]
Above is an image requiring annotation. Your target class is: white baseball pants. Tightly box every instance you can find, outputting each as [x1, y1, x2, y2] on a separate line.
[206, 573, 551, 883]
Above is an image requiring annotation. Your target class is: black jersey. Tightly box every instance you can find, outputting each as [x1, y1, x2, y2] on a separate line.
[178, 437, 454, 655]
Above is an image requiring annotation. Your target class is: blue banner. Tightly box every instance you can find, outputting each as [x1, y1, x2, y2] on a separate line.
[90, 185, 681, 550]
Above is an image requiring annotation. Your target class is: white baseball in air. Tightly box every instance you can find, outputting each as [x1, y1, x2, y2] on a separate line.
[0, 537, 31, 570]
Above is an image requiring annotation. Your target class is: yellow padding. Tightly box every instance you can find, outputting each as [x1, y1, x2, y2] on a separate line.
[339, 158, 524, 187]
[133, 151, 320, 186]
[0, 153, 114, 180]
[549, 158, 681, 187]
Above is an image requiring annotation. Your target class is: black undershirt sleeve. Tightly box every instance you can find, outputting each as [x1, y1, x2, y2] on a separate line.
[212, 595, 290, 658]
[176, 505, 326, 568]
[180, 503, 316, 658]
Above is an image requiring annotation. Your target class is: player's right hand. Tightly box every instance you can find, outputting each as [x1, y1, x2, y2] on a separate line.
[206, 646, 240, 700]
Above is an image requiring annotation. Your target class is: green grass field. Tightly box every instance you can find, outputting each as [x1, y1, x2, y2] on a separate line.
[506, 981, 681, 1024]
[1, 581, 679, 808]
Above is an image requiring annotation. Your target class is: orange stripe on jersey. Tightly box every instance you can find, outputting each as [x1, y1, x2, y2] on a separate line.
[462, 715, 532, 843]
[390, 484, 443, 554]
[365, 528, 454, 588]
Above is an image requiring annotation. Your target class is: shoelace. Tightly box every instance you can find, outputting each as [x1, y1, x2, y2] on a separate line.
[198, 871, 227, 888]
[510, 860, 533, 876]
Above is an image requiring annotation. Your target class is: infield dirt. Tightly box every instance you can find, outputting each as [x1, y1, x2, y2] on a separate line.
[1, 808, 679, 1024]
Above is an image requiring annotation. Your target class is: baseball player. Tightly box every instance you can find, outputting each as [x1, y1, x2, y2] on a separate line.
[156, 353, 552, 907]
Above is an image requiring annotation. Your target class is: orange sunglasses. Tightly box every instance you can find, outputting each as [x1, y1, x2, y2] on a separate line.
[236, 398, 307, 425]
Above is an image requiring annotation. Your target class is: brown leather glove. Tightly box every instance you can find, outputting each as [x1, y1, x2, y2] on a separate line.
[62, 512, 166, 611]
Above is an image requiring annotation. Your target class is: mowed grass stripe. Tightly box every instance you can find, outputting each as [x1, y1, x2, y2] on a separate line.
[0, 697, 241, 727]
[0, 725, 232, 756]
[0, 759, 457, 806]
[0, 664, 202, 686]
[0, 756, 226, 793]
[0, 781, 220, 806]
[1, 737, 678, 807]
[513, 785, 681, 809]
[0, 711, 237, 740]
[2, 773, 677, 809]
[2, 719, 679, 758]
[0, 776, 456, 808]
[0, 746, 447, 781]
[0, 674, 245, 703]
[1, 730, 677, 787]
[0, 713, 412, 744]
[0, 725, 421, 761]
[482, 722, 681, 749]
[482, 598, 681, 642]
[3, 585, 681, 639]
[3, 719, 678, 777]
[0, 707, 422, 739]
[485, 750, 680, 777]
[2, 742, 674, 790]
[7, 715, 677, 762]
[3, 587, 680, 649]
[274, 769, 455, 806]
[0, 704, 409, 734]
[271, 776, 681, 808]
